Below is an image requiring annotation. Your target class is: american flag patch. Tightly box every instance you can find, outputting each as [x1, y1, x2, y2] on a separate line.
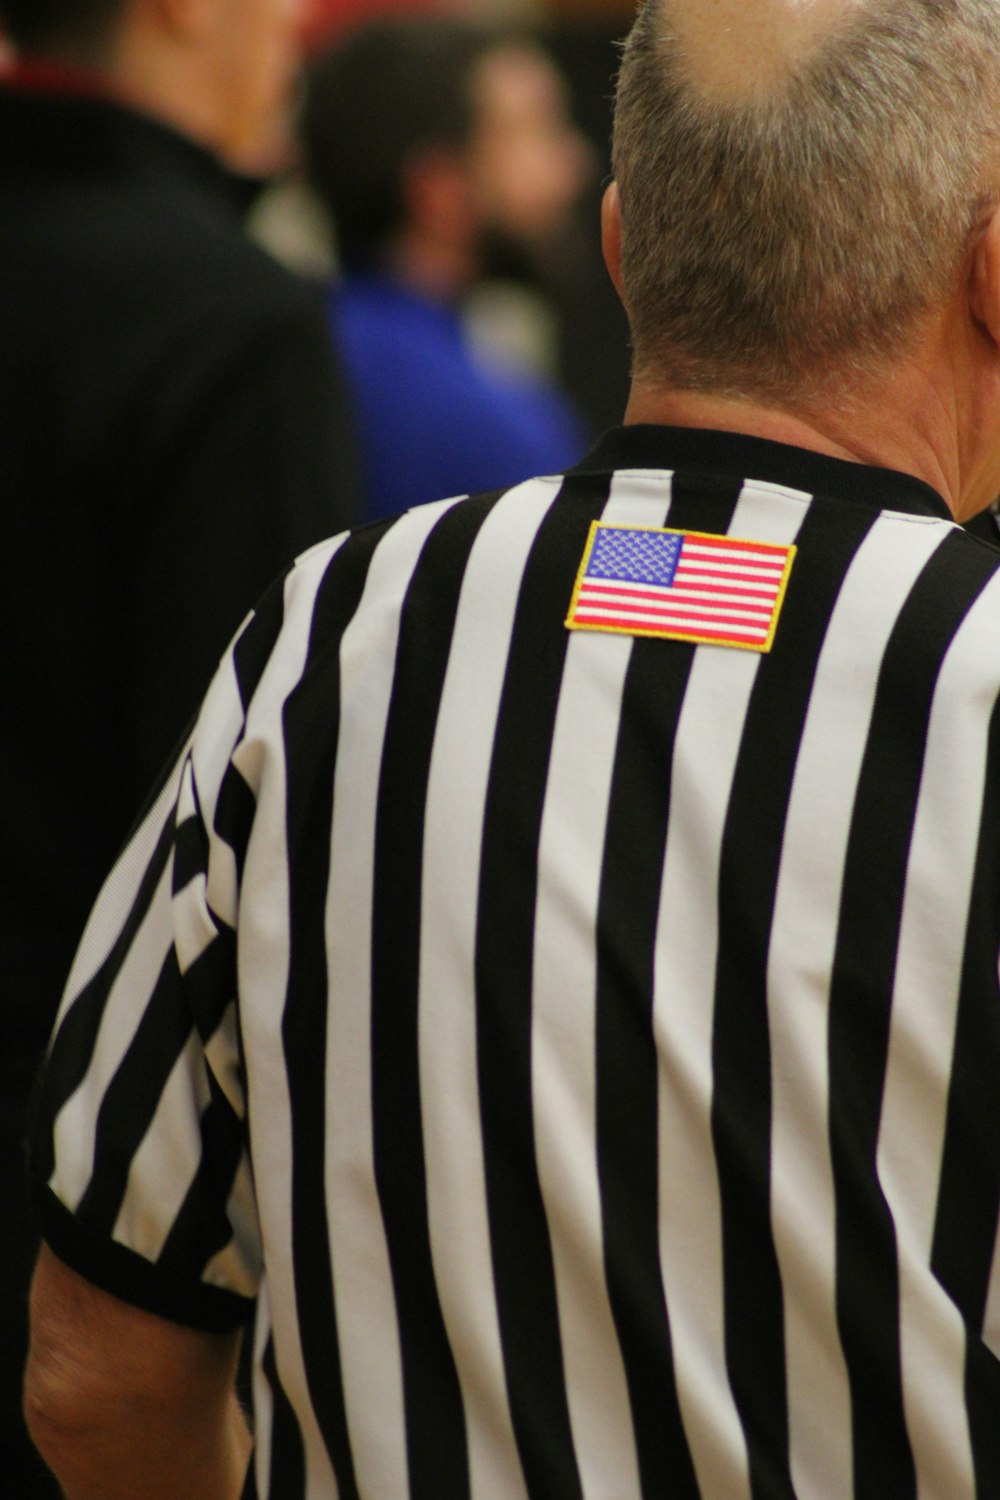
[566, 522, 795, 651]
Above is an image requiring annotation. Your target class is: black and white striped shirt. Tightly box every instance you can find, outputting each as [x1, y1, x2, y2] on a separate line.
[30, 425, 1000, 1499]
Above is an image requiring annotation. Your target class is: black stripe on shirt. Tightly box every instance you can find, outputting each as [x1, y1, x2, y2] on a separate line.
[74, 948, 197, 1236]
[28, 807, 178, 1186]
[931, 689, 1000, 1323]
[232, 568, 292, 714]
[156, 1066, 246, 1278]
[829, 528, 993, 1500]
[931, 685, 1000, 1493]
[712, 497, 877, 1500]
[181, 921, 237, 1045]
[280, 524, 388, 1500]
[261, 1332, 306, 1500]
[595, 473, 741, 1500]
[964, 1340, 1000, 1496]
[370, 493, 502, 1500]
[214, 762, 257, 888]
[173, 805, 210, 896]
[475, 472, 610, 1500]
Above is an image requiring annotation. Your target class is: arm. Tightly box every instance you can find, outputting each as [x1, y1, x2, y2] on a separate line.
[24, 1245, 251, 1500]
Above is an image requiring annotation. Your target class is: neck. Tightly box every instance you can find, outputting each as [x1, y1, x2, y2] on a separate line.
[111, 42, 227, 159]
[623, 365, 972, 519]
[623, 386, 859, 461]
[12, 56, 210, 160]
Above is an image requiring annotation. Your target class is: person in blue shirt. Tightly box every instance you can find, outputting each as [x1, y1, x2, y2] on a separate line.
[301, 16, 591, 521]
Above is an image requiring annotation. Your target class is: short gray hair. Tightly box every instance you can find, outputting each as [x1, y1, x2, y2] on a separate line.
[612, 0, 1000, 404]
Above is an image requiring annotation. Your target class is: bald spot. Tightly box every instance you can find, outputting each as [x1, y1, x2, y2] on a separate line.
[665, 0, 866, 100]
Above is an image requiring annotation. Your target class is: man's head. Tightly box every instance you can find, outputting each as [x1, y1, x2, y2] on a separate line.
[608, 0, 1000, 407]
[0, 0, 303, 165]
[301, 17, 588, 285]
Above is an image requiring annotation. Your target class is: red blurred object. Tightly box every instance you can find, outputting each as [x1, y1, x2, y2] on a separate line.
[300, 0, 445, 52]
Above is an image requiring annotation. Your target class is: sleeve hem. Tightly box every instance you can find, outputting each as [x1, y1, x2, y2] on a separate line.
[31, 1177, 252, 1334]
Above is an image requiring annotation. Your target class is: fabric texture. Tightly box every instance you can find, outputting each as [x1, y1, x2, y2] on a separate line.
[329, 272, 586, 520]
[30, 424, 1000, 1499]
[1, 77, 357, 1492]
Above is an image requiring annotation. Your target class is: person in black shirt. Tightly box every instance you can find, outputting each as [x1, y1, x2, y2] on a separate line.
[0, 0, 357, 1490]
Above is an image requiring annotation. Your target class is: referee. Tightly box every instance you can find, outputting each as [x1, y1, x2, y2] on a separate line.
[24, 1, 1000, 1496]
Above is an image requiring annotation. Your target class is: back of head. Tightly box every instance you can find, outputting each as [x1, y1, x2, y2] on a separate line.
[0, 0, 125, 54]
[301, 16, 498, 272]
[612, 0, 1000, 405]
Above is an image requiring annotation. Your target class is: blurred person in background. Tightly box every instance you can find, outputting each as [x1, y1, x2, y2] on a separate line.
[0, 0, 358, 1491]
[541, 0, 637, 436]
[285, 1, 636, 442]
[300, 15, 591, 522]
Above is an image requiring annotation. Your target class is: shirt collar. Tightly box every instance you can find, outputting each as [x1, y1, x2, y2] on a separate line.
[0, 67, 267, 213]
[573, 424, 952, 522]
[1, 56, 118, 101]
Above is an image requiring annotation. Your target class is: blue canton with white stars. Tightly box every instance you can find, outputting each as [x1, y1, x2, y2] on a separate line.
[587, 528, 682, 587]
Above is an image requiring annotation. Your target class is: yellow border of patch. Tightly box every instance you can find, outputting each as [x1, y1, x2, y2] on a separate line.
[565, 521, 797, 653]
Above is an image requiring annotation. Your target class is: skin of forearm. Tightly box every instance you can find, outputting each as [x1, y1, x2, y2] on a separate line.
[27, 1388, 251, 1500]
[25, 1247, 252, 1500]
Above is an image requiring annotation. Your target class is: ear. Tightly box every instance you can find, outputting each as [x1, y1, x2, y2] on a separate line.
[601, 180, 626, 305]
[970, 200, 1000, 346]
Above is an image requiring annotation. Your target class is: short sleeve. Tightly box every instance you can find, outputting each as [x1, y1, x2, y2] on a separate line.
[28, 613, 268, 1334]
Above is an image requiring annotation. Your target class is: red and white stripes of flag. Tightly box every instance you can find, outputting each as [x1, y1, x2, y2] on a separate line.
[566, 522, 796, 652]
